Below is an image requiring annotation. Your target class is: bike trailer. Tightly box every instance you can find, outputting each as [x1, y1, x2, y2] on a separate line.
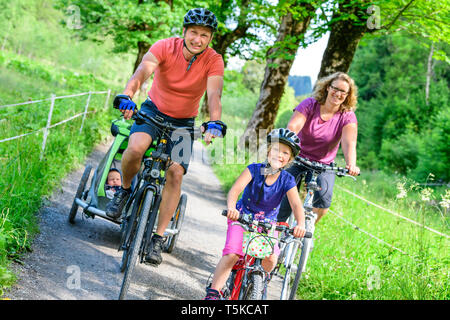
[69, 118, 134, 224]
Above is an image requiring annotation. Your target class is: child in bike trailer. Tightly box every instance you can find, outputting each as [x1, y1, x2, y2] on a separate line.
[204, 128, 307, 300]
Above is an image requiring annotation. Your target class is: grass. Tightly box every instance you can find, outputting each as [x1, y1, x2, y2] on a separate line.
[0, 0, 133, 295]
[209, 136, 449, 300]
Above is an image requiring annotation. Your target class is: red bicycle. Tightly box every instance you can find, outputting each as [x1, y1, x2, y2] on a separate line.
[219, 210, 311, 300]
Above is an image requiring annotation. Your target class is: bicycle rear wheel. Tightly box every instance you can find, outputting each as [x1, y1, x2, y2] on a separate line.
[288, 237, 312, 300]
[164, 193, 187, 253]
[280, 240, 300, 300]
[118, 190, 154, 300]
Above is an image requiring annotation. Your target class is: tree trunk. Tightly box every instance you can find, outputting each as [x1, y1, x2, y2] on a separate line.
[425, 42, 434, 106]
[241, 3, 314, 147]
[317, 0, 369, 80]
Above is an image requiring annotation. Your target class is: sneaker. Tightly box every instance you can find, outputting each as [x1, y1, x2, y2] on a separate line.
[144, 234, 165, 266]
[105, 187, 131, 219]
[204, 288, 222, 300]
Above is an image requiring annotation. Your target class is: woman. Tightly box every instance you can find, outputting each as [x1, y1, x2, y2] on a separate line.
[277, 72, 360, 225]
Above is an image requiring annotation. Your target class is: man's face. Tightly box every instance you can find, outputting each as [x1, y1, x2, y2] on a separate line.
[183, 25, 213, 54]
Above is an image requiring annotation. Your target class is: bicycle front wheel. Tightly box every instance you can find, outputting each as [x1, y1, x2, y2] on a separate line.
[118, 190, 154, 300]
[244, 272, 264, 300]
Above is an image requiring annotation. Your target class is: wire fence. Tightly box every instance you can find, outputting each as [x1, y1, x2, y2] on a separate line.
[0, 90, 112, 160]
[327, 183, 449, 259]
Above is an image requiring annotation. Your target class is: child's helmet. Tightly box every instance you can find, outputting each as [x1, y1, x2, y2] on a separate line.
[267, 128, 301, 157]
[183, 8, 218, 32]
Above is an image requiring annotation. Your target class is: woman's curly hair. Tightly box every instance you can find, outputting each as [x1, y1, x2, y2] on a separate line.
[312, 72, 358, 112]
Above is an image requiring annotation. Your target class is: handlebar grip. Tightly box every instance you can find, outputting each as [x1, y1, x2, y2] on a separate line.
[304, 231, 313, 238]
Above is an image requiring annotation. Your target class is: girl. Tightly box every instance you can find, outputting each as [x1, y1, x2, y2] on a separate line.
[205, 128, 307, 300]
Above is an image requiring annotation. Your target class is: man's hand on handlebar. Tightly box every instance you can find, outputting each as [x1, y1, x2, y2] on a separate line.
[113, 94, 136, 120]
[201, 120, 227, 146]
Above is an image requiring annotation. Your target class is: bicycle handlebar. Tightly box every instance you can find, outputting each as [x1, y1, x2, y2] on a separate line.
[294, 156, 359, 179]
[221, 210, 312, 238]
[113, 105, 201, 137]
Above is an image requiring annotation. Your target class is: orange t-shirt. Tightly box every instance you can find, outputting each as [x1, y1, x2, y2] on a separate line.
[148, 37, 224, 118]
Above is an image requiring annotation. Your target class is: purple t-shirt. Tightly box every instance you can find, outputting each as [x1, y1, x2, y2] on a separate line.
[236, 163, 297, 222]
[295, 97, 357, 164]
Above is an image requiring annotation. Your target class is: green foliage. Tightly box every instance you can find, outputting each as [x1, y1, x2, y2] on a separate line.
[350, 32, 450, 182]
[0, 0, 128, 295]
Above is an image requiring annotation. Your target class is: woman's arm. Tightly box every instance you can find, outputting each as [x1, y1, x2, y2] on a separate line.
[287, 111, 307, 134]
[286, 187, 306, 238]
[341, 123, 360, 176]
[226, 168, 252, 220]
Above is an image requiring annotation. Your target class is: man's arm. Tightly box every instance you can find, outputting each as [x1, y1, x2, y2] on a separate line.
[124, 51, 160, 99]
[118, 51, 159, 119]
[206, 75, 223, 121]
[203, 75, 223, 145]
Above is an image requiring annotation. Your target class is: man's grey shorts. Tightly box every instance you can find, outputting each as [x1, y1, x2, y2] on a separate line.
[129, 98, 195, 174]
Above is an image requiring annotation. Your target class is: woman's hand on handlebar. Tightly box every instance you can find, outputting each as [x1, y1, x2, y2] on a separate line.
[345, 164, 360, 176]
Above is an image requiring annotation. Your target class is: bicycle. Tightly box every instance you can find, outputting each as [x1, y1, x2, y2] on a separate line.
[219, 210, 312, 300]
[117, 109, 200, 300]
[276, 155, 357, 300]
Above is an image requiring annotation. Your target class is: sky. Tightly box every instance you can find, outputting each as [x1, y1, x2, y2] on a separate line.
[290, 32, 330, 86]
[227, 31, 330, 88]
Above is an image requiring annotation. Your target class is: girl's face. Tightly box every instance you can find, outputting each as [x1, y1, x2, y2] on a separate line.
[267, 142, 292, 170]
[107, 171, 121, 187]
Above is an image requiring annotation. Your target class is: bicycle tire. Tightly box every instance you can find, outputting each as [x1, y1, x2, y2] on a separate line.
[245, 272, 264, 300]
[280, 240, 300, 300]
[119, 195, 139, 273]
[118, 190, 154, 300]
[68, 165, 92, 224]
[164, 193, 187, 253]
[288, 237, 312, 300]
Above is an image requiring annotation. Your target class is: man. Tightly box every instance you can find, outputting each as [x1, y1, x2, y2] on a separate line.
[106, 8, 226, 266]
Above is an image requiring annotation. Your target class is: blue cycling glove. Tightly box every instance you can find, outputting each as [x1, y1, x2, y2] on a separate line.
[206, 123, 223, 137]
[113, 94, 136, 112]
[202, 120, 227, 138]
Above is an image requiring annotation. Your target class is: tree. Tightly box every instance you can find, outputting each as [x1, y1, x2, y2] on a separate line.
[317, 0, 449, 79]
[56, 0, 186, 73]
[240, 1, 317, 146]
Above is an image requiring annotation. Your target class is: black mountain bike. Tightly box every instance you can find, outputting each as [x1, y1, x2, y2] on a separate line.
[117, 109, 200, 300]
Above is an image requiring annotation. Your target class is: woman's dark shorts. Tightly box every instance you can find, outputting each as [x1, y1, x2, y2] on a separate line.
[277, 162, 336, 222]
[129, 98, 195, 175]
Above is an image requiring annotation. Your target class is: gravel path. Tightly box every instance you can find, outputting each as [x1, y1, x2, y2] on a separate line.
[5, 140, 283, 300]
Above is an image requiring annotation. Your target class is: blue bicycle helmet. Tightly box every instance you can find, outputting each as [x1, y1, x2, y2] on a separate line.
[183, 8, 218, 32]
[267, 128, 301, 157]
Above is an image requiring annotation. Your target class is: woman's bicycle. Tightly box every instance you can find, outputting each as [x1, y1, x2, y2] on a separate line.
[219, 210, 312, 300]
[117, 109, 200, 300]
[276, 156, 357, 300]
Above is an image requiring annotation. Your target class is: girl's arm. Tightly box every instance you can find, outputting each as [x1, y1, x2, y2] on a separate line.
[286, 187, 306, 238]
[227, 168, 252, 220]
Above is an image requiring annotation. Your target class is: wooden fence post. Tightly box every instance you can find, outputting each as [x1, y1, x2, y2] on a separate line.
[104, 89, 111, 110]
[40, 94, 56, 160]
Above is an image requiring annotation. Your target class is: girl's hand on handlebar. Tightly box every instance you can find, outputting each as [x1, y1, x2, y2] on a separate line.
[293, 225, 306, 238]
[227, 208, 240, 221]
